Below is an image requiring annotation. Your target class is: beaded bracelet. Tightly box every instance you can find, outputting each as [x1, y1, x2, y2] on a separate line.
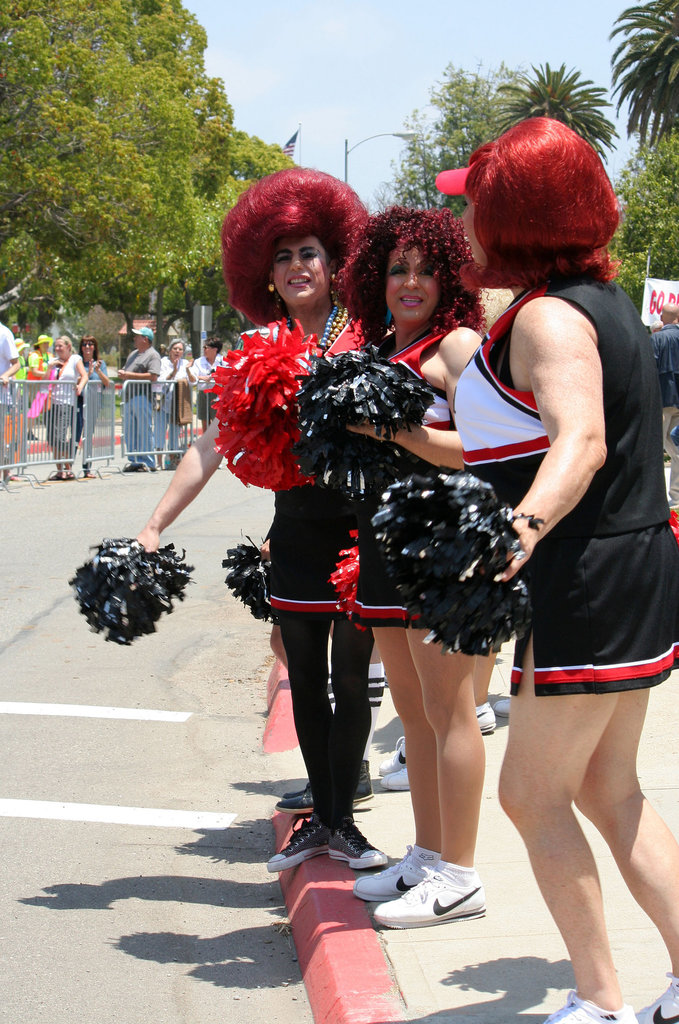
[512, 513, 545, 530]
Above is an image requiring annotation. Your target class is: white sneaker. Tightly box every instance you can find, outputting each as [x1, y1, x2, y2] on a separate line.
[378, 736, 406, 776]
[544, 990, 638, 1023]
[476, 702, 496, 734]
[353, 845, 428, 901]
[637, 973, 679, 1024]
[373, 868, 485, 929]
[380, 766, 409, 791]
[494, 697, 511, 717]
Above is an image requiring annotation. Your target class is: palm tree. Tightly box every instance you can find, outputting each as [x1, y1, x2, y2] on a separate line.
[495, 63, 618, 158]
[611, 1, 679, 145]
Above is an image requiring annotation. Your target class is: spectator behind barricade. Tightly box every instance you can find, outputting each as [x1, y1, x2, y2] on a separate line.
[14, 339, 28, 380]
[77, 335, 110, 479]
[0, 320, 19, 482]
[652, 303, 679, 509]
[118, 325, 161, 472]
[156, 340, 196, 470]
[28, 336, 52, 379]
[40, 336, 87, 481]
[193, 338, 224, 434]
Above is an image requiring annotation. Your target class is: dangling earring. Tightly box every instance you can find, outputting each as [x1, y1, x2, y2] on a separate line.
[268, 282, 275, 293]
[330, 272, 339, 306]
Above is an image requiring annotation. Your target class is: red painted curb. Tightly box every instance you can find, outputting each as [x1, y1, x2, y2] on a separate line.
[273, 814, 404, 1024]
[263, 661, 298, 753]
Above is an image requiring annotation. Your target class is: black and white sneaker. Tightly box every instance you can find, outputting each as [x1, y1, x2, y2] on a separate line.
[267, 814, 330, 873]
[329, 817, 388, 870]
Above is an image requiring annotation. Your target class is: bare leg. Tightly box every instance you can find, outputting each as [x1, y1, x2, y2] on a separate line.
[373, 627, 441, 853]
[499, 636, 662, 1010]
[269, 624, 288, 670]
[408, 633, 483, 866]
[576, 687, 679, 976]
[472, 652, 496, 706]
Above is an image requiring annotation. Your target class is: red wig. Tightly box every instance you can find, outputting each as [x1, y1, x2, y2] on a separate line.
[342, 206, 484, 347]
[462, 119, 620, 291]
[222, 168, 368, 325]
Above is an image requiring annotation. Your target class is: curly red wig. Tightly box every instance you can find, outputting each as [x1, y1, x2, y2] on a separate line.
[341, 206, 484, 347]
[222, 168, 368, 325]
[461, 119, 620, 291]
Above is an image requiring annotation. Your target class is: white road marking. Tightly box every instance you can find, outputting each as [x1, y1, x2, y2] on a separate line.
[0, 703, 192, 722]
[0, 800, 236, 830]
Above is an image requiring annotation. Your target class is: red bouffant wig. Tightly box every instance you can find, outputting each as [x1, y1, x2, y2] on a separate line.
[222, 168, 368, 325]
[461, 118, 620, 291]
[342, 206, 484, 347]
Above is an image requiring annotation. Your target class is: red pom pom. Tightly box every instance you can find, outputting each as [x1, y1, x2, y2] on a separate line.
[670, 510, 679, 548]
[329, 533, 364, 627]
[213, 321, 315, 490]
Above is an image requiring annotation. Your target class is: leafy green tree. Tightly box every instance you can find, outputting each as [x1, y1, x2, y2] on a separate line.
[612, 133, 679, 307]
[611, 0, 679, 145]
[0, 0, 291, 338]
[389, 64, 518, 211]
[495, 63, 618, 158]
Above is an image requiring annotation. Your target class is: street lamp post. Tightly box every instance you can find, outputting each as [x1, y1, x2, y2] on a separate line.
[344, 131, 418, 183]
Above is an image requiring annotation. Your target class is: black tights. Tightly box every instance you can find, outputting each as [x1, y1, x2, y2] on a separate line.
[278, 615, 374, 829]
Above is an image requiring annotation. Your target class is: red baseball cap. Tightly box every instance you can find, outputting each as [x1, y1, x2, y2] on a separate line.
[435, 166, 470, 196]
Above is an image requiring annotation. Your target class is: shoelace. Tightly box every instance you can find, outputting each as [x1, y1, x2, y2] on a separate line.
[288, 817, 323, 848]
[336, 821, 370, 853]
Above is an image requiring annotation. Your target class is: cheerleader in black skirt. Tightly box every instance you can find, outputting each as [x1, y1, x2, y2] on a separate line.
[138, 169, 387, 873]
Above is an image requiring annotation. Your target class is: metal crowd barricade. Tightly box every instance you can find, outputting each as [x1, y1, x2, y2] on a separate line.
[81, 379, 117, 475]
[0, 380, 79, 488]
[121, 378, 194, 470]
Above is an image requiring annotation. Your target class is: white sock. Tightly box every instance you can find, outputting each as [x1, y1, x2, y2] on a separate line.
[435, 859, 479, 887]
[476, 701, 492, 713]
[575, 993, 629, 1020]
[411, 845, 440, 869]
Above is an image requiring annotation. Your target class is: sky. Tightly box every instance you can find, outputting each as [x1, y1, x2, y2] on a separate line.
[183, 0, 634, 206]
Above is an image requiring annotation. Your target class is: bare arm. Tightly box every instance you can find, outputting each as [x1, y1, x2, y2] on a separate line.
[347, 326, 480, 469]
[0, 356, 19, 385]
[75, 358, 88, 395]
[137, 418, 223, 551]
[502, 297, 606, 578]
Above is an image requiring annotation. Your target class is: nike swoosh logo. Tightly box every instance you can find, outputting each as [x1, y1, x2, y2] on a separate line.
[396, 876, 414, 892]
[433, 887, 482, 917]
[654, 1008, 679, 1024]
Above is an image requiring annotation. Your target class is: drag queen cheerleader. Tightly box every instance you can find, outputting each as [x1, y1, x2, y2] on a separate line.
[137, 168, 386, 873]
[437, 119, 679, 1024]
[341, 206, 492, 929]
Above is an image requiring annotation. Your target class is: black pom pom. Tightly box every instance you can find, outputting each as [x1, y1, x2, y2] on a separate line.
[293, 346, 434, 497]
[70, 539, 194, 645]
[372, 469, 532, 655]
[222, 537, 275, 623]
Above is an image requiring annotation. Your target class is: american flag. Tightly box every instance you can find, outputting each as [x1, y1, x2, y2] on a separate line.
[282, 131, 298, 158]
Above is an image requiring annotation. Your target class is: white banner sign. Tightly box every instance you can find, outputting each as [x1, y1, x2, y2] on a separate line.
[641, 278, 679, 325]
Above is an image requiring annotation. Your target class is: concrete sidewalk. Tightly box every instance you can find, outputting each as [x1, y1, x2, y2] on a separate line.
[267, 649, 679, 1023]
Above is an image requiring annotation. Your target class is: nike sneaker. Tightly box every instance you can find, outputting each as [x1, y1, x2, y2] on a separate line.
[378, 736, 406, 777]
[379, 766, 409, 791]
[476, 702, 496, 734]
[543, 990, 638, 1023]
[637, 973, 679, 1024]
[373, 868, 485, 928]
[328, 817, 388, 870]
[352, 845, 429, 902]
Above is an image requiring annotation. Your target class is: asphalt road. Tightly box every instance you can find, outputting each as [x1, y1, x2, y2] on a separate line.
[0, 462, 313, 1024]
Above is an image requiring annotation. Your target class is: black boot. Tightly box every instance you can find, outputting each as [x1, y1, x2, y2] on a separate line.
[353, 760, 373, 805]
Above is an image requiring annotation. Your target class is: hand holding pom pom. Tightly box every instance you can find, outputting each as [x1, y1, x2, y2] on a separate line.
[294, 346, 434, 497]
[372, 469, 532, 655]
[70, 539, 194, 645]
[223, 537, 275, 622]
[212, 321, 315, 491]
